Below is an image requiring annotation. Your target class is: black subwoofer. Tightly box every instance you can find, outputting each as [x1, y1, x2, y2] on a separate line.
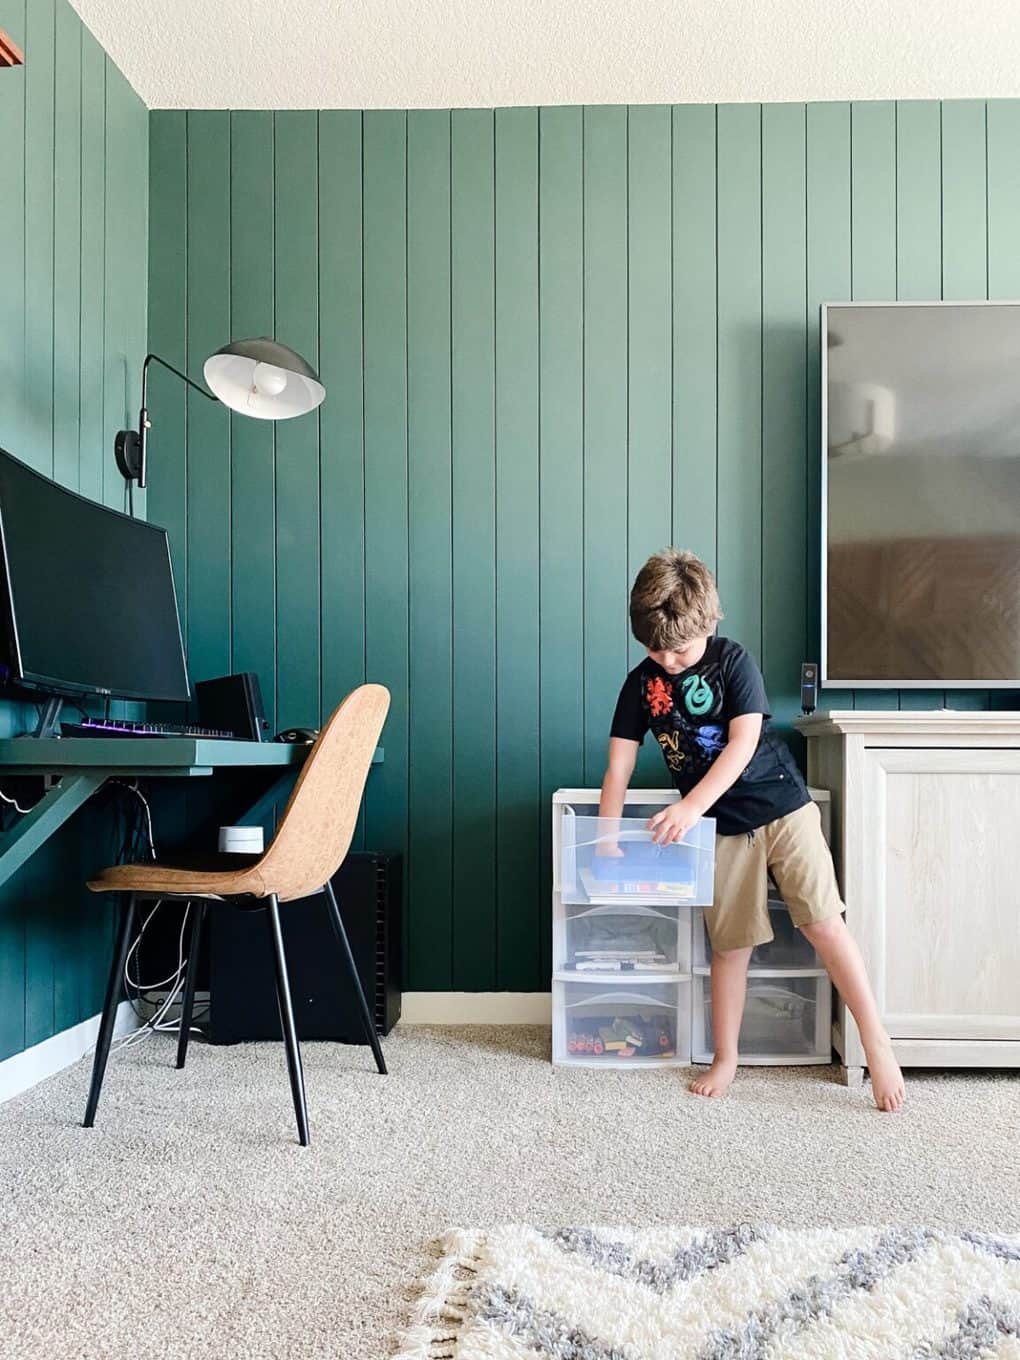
[208, 852, 402, 1044]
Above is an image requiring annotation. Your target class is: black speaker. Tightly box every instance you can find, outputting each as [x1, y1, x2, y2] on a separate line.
[800, 661, 819, 715]
[207, 852, 402, 1044]
[195, 672, 268, 741]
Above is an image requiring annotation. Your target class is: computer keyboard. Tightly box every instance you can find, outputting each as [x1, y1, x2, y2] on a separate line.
[60, 717, 236, 740]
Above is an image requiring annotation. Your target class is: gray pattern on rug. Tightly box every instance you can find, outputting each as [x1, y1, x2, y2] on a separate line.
[393, 1224, 1020, 1360]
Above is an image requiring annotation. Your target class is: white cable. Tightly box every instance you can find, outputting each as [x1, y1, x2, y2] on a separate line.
[121, 781, 156, 858]
[115, 902, 191, 1051]
[0, 787, 34, 816]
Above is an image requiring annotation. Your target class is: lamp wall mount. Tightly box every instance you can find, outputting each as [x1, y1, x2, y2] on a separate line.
[115, 353, 216, 492]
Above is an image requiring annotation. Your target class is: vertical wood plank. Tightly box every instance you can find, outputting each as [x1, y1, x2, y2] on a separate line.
[23, 0, 55, 474]
[987, 102, 1020, 297]
[22, 0, 57, 1047]
[806, 102, 854, 711]
[362, 111, 409, 876]
[627, 104, 672, 658]
[538, 105, 583, 982]
[716, 103, 762, 658]
[627, 105, 674, 782]
[406, 109, 452, 988]
[77, 33, 112, 1009]
[849, 100, 899, 711]
[185, 110, 231, 684]
[0, 0, 26, 465]
[123, 70, 148, 523]
[229, 111, 277, 727]
[671, 104, 717, 571]
[494, 107, 540, 989]
[941, 100, 988, 302]
[896, 101, 942, 303]
[102, 63, 136, 515]
[52, 0, 81, 493]
[78, 29, 106, 508]
[895, 99, 948, 711]
[851, 102, 897, 301]
[146, 112, 189, 640]
[0, 0, 26, 1056]
[761, 104, 808, 731]
[582, 105, 628, 785]
[450, 109, 496, 988]
[319, 111, 366, 737]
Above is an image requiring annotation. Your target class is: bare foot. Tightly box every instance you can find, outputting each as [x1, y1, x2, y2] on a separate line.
[690, 1055, 738, 1098]
[863, 1034, 905, 1112]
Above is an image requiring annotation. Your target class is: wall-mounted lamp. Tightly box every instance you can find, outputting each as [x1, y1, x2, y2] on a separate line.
[115, 338, 325, 490]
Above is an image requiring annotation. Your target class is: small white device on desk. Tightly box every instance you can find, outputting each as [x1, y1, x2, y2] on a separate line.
[551, 789, 833, 1069]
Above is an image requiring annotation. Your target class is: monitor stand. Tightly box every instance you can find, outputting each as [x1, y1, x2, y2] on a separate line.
[33, 696, 63, 739]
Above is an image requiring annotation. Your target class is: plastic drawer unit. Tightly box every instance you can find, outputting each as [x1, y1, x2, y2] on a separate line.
[553, 978, 693, 1067]
[552, 789, 833, 1070]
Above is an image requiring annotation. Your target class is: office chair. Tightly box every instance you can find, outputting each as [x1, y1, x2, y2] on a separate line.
[82, 683, 391, 1145]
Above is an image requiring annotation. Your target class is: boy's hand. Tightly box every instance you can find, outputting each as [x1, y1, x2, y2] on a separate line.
[647, 801, 700, 846]
[595, 841, 625, 858]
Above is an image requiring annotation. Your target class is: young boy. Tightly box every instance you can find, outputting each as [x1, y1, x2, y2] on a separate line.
[599, 548, 905, 1112]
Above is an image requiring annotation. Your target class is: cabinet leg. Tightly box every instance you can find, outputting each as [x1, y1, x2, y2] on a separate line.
[839, 1065, 864, 1089]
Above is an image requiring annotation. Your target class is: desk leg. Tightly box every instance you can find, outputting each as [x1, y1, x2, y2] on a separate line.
[0, 773, 104, 891]
[234, 771, 299, 831]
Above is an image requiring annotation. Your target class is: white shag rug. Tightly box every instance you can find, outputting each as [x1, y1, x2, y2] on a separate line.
[393, 1224, 1020, 1359]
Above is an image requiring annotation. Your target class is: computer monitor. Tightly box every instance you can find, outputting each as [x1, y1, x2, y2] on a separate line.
[0, 448, 190, 703]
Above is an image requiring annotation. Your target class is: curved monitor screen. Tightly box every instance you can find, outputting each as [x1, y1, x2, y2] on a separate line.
[824, 303, 1020, 687]
[0, 450, 189, 702]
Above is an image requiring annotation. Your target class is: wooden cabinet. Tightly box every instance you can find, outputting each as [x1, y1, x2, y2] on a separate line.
[795, 711, 1020, 1082]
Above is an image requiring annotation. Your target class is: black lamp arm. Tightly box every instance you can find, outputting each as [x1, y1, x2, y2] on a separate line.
[116, 353, 217, 493]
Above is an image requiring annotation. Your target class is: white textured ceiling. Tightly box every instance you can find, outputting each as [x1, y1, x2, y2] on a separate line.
[69, 0, 1020, 110]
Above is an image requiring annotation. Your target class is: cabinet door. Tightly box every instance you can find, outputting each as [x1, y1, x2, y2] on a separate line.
[861, 747, 1020, 1041]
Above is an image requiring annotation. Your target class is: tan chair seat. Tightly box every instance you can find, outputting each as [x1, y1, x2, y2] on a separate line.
[87, 859, 270, 898]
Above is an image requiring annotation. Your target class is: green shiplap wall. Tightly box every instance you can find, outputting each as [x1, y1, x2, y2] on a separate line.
[148, 100, 1015, 994]
[0, 0, 148, 1060]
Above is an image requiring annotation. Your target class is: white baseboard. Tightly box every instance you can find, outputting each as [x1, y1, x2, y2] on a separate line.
[400, 992, 552, 1025]
[0, 1000, 140, 1105]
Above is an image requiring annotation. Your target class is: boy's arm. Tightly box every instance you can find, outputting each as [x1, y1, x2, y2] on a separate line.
[599, 737, 639, 818]
[648, 713, 762, 844]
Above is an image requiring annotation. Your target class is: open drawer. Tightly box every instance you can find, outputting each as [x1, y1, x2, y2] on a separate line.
[559, 813, 715, 907]
[556, 902, 692, 979]
[553, 979, 692, 1067]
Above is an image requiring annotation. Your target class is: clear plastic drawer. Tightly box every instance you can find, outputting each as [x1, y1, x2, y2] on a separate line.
[559, 813, 716, 907]
[558, 903, 692, 979]
[553, 979, 692, 1067]
[691, 973, 831, 1065]
[693, 899, 823, 971]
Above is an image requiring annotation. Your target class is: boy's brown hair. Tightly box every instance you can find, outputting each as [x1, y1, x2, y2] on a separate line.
[629, 548, 723, 650]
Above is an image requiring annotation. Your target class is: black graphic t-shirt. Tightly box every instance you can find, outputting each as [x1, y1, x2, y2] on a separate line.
[610, 637, 810, 836]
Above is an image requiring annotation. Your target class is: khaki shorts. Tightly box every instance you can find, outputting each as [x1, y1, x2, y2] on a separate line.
[704, 800, 844, 952]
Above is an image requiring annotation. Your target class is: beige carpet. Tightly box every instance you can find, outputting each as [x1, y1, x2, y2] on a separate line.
[0, 1026, 1017, 1359]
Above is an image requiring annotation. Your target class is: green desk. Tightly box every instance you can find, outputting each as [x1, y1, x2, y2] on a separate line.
[0, 738, 383, 890]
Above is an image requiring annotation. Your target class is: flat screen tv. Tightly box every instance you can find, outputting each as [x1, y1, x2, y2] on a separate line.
[0, 449, 190, 703]
[822, 302, 1020, 688]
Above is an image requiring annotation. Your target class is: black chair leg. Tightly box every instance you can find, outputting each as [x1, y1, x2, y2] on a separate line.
[176, 900, 206, 1070]
[83, 894, 137, 1128]
[266, 894, 310, 1146]
[323, 878, 387, 1075]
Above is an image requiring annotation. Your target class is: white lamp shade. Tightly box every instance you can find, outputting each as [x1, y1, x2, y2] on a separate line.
[203, 337, 325, 420]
